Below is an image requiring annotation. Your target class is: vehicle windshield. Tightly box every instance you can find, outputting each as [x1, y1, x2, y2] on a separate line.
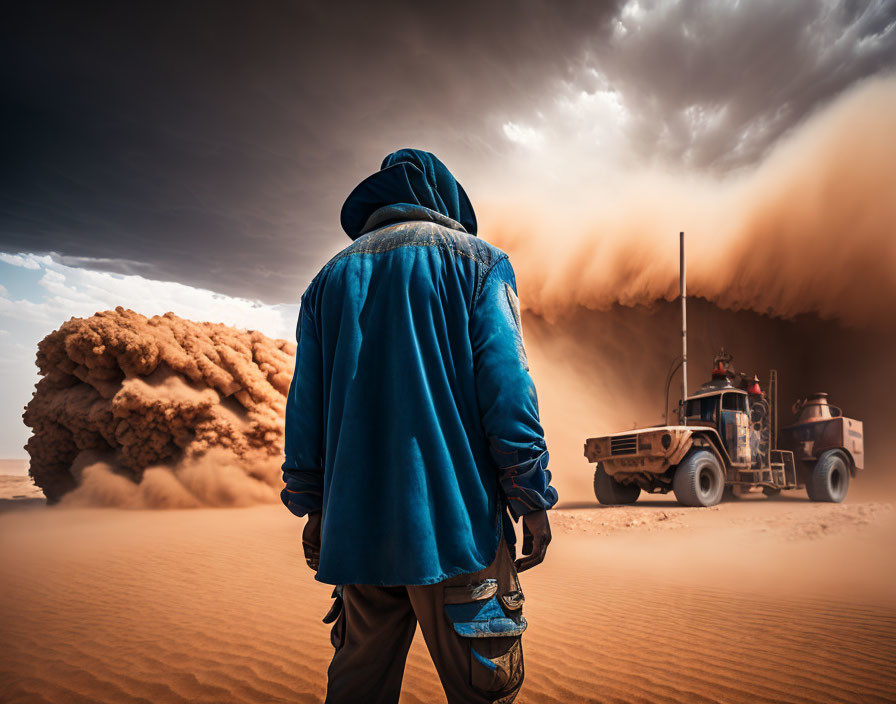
[722, 392, 748, 414]
[684, 395, 718, 424]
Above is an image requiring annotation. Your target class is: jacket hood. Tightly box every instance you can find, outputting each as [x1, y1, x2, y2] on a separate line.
[340, 148, 478, 240]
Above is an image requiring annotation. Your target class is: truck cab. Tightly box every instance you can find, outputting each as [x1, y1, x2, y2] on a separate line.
[683, 389, 752, 467]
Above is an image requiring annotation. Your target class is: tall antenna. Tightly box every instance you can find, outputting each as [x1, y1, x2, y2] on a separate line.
[680, 232, 687, 410]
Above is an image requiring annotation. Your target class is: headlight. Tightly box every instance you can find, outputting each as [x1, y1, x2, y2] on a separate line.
[661, 433, 672, 449]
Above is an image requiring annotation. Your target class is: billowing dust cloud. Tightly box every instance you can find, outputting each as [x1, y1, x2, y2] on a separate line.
[478, 77, 896, 503]
[481, 76, 896, 328]
[24, 307, 295, 507]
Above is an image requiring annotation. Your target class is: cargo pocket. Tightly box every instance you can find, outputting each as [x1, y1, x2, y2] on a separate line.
[444, 578, 526, 697]
[323, 586, 345, 651]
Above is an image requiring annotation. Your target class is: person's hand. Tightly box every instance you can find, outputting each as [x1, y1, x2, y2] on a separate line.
[514, 509, 551, 572]
[302, 511, 322, 571]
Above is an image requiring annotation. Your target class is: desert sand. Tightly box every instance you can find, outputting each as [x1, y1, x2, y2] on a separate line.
[2, 482, 895, 704]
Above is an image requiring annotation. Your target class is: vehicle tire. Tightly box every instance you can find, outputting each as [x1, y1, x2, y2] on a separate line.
[593, 463, 641, 505]
[806, 450, 850, 503]
[673, 450, 725, 507]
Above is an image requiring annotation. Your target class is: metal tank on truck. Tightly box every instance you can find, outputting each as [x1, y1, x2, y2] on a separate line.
[582, 233, 865, 507]
[781, 393, 864, 502]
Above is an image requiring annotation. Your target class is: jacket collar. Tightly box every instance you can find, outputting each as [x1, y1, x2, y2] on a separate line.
[359, 204, 468, 237]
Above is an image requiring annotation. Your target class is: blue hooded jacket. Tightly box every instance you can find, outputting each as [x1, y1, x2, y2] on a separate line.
[282, 149, 557, 586]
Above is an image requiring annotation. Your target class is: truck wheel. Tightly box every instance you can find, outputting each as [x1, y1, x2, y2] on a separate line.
[806, 450, 849, 503]
[673, 450, 725, 507]
[593, 463, 640, 505]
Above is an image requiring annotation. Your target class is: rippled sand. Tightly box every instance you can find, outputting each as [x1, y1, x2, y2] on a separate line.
[1, 493, 894, 703]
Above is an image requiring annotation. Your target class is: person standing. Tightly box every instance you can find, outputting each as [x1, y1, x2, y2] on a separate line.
[281, 148, 558, 704]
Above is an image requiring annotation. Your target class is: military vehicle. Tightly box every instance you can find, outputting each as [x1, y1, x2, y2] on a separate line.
[582, 233, 864, 507]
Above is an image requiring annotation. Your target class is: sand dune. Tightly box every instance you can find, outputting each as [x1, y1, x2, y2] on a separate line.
[1, 495, 894, 704]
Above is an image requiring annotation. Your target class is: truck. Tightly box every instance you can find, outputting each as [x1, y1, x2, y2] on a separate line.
[582, 233, 864, 507]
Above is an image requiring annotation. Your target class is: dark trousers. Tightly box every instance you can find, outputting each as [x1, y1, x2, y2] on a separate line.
[325, 539, 526, 704]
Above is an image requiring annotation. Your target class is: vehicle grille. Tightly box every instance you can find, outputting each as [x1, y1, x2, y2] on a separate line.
[610, 434, 638, 455]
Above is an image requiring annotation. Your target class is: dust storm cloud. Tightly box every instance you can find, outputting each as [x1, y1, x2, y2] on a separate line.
[23, 308, 295, 507]
[483, 77, 896, 327]
[487, 78, 896, 502]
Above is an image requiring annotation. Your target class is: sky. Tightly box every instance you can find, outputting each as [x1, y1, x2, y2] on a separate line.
[2, 0, 896, 458]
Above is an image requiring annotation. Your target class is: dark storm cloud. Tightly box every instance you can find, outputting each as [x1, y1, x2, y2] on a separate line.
[0, 0, 621, 302]
[1, 0, 894, 303]
[591, 0, 896, 168]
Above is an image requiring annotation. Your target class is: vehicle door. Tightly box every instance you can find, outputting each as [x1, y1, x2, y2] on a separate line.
[720, 392, 751, 466]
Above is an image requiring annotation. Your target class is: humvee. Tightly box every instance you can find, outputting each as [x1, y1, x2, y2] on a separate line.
[583, 361, 864, 507]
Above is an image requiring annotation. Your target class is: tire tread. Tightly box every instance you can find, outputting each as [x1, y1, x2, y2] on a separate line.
[594, 464, 640, 505]
[673, 450, 725, 507]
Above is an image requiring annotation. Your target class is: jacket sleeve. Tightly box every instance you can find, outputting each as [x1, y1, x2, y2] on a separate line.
[470, 256, 558, 519]
[280, 290, 325, 517]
